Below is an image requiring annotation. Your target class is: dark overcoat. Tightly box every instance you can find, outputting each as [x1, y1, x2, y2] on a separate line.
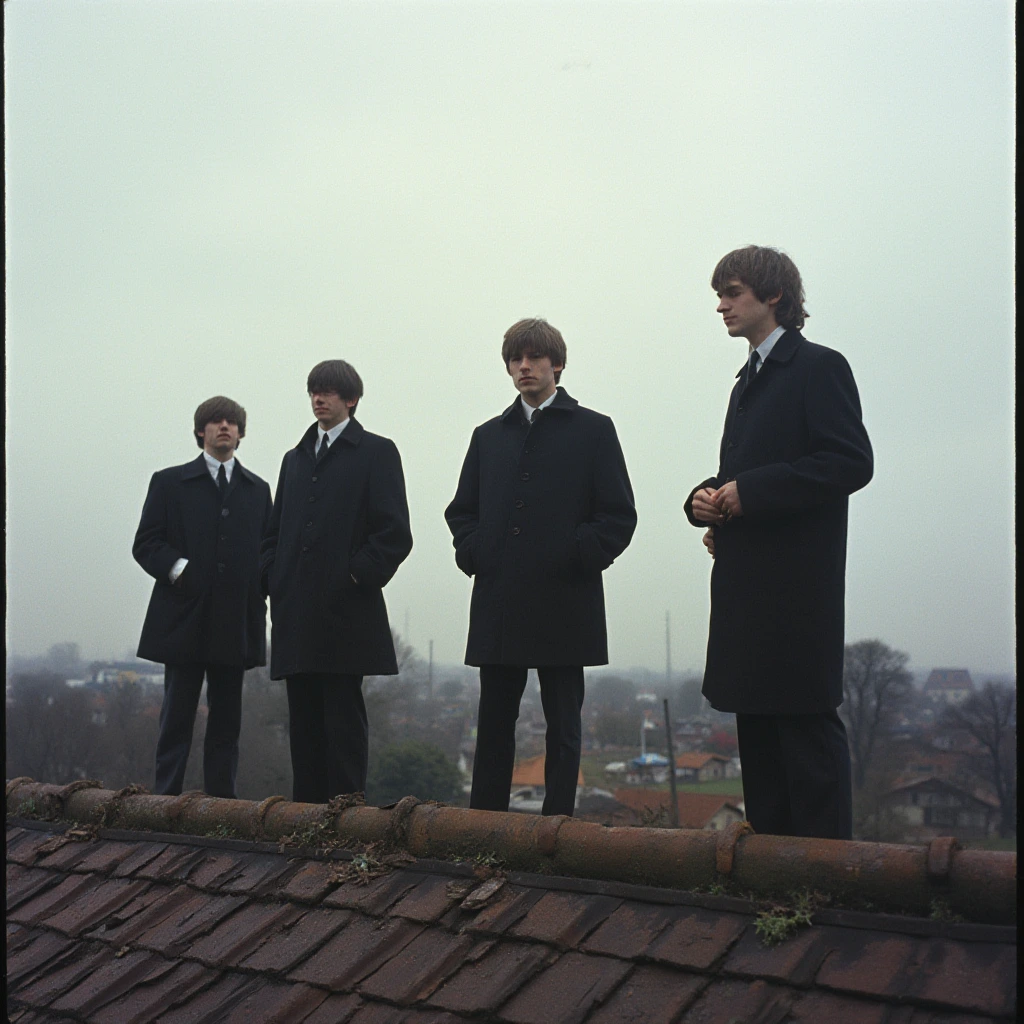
[446, 388, 637, 667]
[134, 455, 273, 668]
[684, 330, 873, 715]
[261, 418, 412, 679]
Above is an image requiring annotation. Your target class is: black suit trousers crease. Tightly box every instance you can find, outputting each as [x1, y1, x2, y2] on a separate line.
[286, 673, 368, 804]
[735, 710, 853, 840]
[471, 665, 585, 817]
[155, 663, 244, 799]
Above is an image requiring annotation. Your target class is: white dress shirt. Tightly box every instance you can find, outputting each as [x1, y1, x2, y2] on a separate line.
[317, 416, 351, 454]
[750, 325, 786, 372]
[521, 391, 557, 422]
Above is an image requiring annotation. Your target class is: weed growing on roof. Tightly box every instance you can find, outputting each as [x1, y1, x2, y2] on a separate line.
[330, 842, 416, 886]
[929, 898, 965, 923]
[754, 890, 818, 946]
[204, 823, 240, 839]
[10, 797, 39, 819]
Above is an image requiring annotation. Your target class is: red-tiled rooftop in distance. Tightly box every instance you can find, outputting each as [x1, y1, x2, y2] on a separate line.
[674, 752, 731, 770]
[511, 754, 584, 788]
[6, 777, 1018, 1023]
[613, 787, 743, 829]
[923, 668, 975, 691]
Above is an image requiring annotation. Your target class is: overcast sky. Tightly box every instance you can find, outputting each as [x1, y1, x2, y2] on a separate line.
[5, 1, 1015, 677]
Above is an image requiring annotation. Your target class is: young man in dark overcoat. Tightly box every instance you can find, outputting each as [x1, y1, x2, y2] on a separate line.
[684, 245, 873, 839]
[446, 318, 637, 817]
[134, 396, 273, 798]
[261, 360, 412, 804]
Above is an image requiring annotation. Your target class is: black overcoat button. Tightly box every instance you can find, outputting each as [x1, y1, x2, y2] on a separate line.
[512, 527, 521, 535]
[520, 472, 530, 481]
[221, 508, 230, 517]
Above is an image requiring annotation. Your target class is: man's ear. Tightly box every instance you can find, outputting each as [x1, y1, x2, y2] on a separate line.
[767, 292, 782, 309]
[345, 398, 357, 410]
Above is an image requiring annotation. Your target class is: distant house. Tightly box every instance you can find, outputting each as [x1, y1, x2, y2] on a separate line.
[613, 788, 745, 831]
[507, 754, 585, 812]
[922, 669, 975, 705]
[674, 752, 733, 782]
[884, 777, 998, 841]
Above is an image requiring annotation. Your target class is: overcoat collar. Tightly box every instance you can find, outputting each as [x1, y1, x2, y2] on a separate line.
[499, 386, 579, 422]
[297, 417, 364, 461]
[180, 453, 258, 484]
[733, 329, 804, 380]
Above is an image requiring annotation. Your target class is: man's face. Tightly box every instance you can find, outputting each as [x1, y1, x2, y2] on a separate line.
[715, 278, 780, 345]
[199, 418, 240, 460]
[508, 351, 562, 407]
[310, 390, 356, 430]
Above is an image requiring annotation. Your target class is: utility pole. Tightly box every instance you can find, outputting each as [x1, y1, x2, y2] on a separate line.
[665, 610, 672, 688]
[428, 640, 434, 700]
[663, 697, 680, 827]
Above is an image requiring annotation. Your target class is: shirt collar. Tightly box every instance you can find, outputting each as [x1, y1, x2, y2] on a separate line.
[202, 451, 236, 480]
[752, 325, 786, 364]
[318, 417, 351, 445]
[521, 391, 557, 422]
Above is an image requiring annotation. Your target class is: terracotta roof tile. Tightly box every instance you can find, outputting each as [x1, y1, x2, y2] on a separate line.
[43, 878, 150, 937]
[7, 871, 99, 926]
[149, 970, 261, 1024]
[721, 917, 829, 985]
[89, 961, 216, 1024]
[299, 991, 362, 1024]
[358, 928, 479, 1003]
[186, 900, 305, 967]
[47, 948, 164, 1017]
[73, 839, 146, 875]
[84, 883, 192, 945]
[33, 837, 96, 871]
[462, 884, 545, 935]
[586, 964, 708, 1024]
[212, 851, 300, 896]
[425, 941, 553, 1014]
[288, 913, 424, 990]
[276, 859, 339, 904]
[900, 938, 1018, 1018]
[220, 979, 330, 1024]
[6, 826, 64, 865]
[787, 988, 891, 1023]
[6, 930, 76, 985]
[579, 900, 677, 958]
[132, 843, 205, 882]
[510, 889, 621, 948]
[239, 907, 353, 974]
[180, 848, 253, 889]
[390, 873, 465, 923]
[814, 928, 923, 1001]
[109, 840, 169, 877]
[132, 890, 248, 956]
[646, 905, 748, 970]
[677, 977, 793, 1022]
[323, 868, 426, 915]
[12, 941, 113, 1007]
[7, 863, 63, 910]
[497, 951, 633, 1024]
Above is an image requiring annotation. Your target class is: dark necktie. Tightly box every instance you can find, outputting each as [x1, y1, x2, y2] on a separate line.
[317, 435, 330, 461]
[217, 462, 228, 499]
[746, 350, 761, 388]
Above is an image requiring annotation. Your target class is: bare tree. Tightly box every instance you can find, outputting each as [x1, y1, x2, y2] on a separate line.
[942, 682, 1016, 837]
[841, 639, 913, 790]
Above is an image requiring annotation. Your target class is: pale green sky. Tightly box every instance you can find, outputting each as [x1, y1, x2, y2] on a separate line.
[4, 0, 1015, 675]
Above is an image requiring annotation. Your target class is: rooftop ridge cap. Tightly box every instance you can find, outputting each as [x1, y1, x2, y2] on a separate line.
[5, 778, 1016, 925]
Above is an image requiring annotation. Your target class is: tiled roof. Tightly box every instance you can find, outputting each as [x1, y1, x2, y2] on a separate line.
[511, 755, 584, 788]
[923, 669, 975, 691]
[6, 779, 1018, 1023]
[613, 788, 742, 829]
[674, 752, 730, 769]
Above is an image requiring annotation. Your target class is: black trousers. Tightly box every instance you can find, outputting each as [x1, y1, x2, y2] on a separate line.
[735, 709, 853, 839]
[155, 663, 244, 799]
[286, 673, 367, 804]
[471, 664, 585, 817]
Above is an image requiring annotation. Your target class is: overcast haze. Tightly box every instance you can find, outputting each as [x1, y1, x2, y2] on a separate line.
[5, 1, 1015, 676]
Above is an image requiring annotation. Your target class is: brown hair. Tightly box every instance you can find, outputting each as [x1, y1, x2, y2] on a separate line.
[711, 245, 808, 330]
[501, 318, 567, 383]
[306, 360, 364, 414]
[193, 396, 246, 448]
